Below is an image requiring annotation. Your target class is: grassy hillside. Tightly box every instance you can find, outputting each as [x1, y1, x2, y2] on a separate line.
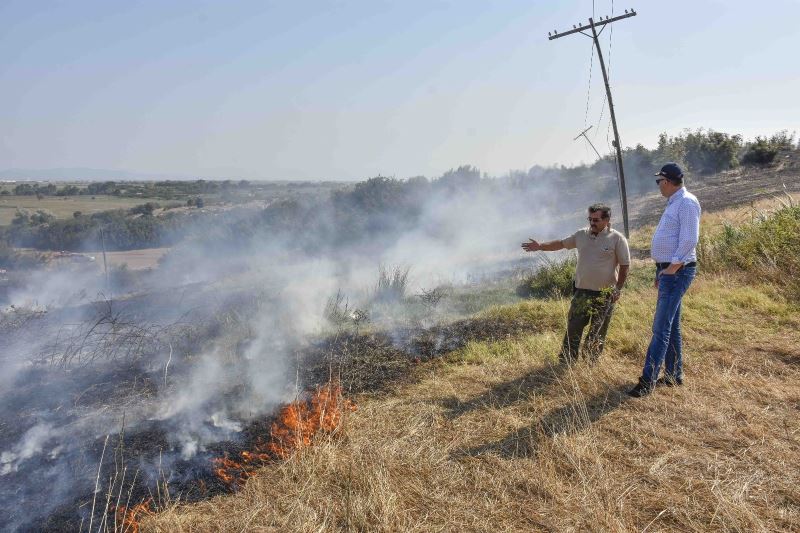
[144, 201, 800, 532]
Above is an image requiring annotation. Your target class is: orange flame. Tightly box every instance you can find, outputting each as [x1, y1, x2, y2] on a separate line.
[114, 497, 154, 533]
[212, 382, 355, 489]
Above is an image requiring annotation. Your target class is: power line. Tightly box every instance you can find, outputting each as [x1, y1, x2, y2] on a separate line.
[583, 42, 594, 128]
[595, 1, 615, 139]
[589, 0, 596, 126]
[608, 0, 615, 79]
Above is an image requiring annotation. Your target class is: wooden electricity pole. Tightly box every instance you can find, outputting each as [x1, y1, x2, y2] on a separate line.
[549, 9, 637, 238]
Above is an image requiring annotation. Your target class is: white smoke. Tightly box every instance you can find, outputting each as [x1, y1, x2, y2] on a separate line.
[0, 168, 615, 529]
[1, 423, 57, 475]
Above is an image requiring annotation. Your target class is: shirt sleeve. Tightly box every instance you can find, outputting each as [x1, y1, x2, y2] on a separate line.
[616, 234, 631, 266]
[672, 199, 701, 263]
[561, 231, 578, 250]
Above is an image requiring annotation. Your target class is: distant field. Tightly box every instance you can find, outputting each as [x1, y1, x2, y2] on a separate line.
[0, 195, 148, 225]
[103, 247, 170, 270]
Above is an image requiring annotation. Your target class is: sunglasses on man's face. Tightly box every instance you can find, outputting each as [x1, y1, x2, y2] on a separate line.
[655, 177, 667, 185]
[587, 217, 604, 223]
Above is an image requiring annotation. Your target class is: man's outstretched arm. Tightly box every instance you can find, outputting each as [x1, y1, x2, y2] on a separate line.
[521, 239, 565, 252]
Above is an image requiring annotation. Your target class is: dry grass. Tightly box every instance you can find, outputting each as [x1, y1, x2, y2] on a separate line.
[628, 196, 793, 252]
[144, 274, 800, 532]
[0, 194, 145, 225]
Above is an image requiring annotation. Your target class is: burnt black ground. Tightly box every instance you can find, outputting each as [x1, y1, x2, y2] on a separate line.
[1, 295, 547, 531]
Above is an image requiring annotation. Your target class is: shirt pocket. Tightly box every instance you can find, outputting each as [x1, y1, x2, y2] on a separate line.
[660, 211, 680, 231]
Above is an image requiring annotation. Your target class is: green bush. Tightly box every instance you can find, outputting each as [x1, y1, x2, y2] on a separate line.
[129, 202, 160, 216]
[741, 130, 796, 166]
[517, 255, 576, 298]
[651, 129, 745, 175]
[698, 204, 800, 297]
[683, 130, 742, 174]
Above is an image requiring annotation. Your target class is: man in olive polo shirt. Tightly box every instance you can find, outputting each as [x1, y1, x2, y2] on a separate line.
[521, 204, 630, 364]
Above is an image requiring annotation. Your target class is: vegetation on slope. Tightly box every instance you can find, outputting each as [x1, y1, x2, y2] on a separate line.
[2, 128, 796, 255]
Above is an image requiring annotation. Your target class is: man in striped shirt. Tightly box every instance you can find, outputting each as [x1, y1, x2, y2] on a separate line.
[629, 162, 701, 397]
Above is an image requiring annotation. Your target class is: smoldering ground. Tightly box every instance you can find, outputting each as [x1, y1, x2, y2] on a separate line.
[0, 169, 622, 530]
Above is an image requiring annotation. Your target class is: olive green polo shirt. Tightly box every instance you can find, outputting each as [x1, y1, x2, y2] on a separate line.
[561, 226, 630, 291]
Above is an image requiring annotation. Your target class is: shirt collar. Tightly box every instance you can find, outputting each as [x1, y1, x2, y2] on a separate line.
[667, 186, 687, 205]
[589, 225, 610, 237]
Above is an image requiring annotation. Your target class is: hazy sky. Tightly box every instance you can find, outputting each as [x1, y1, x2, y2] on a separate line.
[1, 0, 798, 180]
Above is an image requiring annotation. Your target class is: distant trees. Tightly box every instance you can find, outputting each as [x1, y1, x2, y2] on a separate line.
[646, 128, 795, 175]
[438, 165, 481, 189]
[1, 126, 795, 256]
[12, 209, 55, 226]
[741, 130, 796, 165]
[13, 183, 76, 196]
[5, 209, 176, 251]
[13, 183, 36, 195]
[85, 181, 119, 195]
[56, 185, 81, 196]
[683, 130, 742, 174]
[647, 129, 742, 175]
[599, 128, 798, 196]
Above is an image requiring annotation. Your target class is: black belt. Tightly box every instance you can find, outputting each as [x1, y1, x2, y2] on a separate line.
[656, 262, 696, 269]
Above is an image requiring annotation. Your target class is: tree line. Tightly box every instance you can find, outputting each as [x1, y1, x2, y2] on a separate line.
[5, 179, 254, 199]
[0, 128, 795, 263]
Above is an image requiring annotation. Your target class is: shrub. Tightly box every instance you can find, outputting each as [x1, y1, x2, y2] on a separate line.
[129, 202, 160, 216]
[699, 203, 800, 298]
[741, 130, 796, 166]
[374, 264, 410, 303]
[683, 129, 742, 174]
[648, 129, 744, 177]
[517, 255, 576, 298]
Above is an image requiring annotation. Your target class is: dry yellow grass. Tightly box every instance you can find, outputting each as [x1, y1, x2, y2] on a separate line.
[144, 274, 800, 532]
[628, 195, 794, 252]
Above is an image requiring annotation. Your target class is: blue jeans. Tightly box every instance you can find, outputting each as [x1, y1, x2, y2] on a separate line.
[641, 265, 696, 384]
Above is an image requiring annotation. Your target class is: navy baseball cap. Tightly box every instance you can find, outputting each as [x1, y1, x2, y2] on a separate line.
[655, 162, 684, 181]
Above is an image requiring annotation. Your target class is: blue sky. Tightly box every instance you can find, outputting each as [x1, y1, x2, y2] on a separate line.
[1, 0, 798, 180]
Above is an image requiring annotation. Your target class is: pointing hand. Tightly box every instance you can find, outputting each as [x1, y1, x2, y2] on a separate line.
[521, 238, 542, 252]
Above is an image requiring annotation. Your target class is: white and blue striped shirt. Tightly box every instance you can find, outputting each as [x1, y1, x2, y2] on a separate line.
[651, 187, 701, 264]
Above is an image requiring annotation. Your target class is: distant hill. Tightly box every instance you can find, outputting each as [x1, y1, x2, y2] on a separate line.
[0, 168, 356, 182]
[0, 168, 203, 181]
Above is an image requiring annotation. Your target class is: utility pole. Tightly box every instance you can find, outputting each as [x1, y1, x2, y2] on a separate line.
[549, 9, 637, 238]
[99, 227, 111, 309]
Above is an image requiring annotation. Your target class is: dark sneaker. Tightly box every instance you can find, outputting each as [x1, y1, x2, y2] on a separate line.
[627, 378, 654, 398]
[656, 376, 683, 387]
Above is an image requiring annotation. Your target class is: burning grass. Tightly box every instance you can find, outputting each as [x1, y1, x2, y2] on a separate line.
[144, 274, 800, 532]
[212, 382, 355, 490]
[114, 498, 155, 533]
